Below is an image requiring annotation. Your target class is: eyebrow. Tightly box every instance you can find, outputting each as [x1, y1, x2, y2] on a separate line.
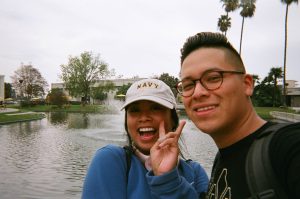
[181, 67, 222, 80]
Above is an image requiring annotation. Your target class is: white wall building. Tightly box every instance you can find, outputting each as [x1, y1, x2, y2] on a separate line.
[0, 75, 4, 100]
[51, 78, 144, 103]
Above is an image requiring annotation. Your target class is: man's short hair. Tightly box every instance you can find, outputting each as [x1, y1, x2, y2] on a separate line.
[180, 32, 245, 71]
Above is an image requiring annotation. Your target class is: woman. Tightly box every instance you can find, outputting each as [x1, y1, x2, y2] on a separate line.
[82, 78, 208, 199]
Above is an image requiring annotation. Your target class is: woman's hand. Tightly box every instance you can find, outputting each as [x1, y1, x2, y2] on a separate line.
[150, 120, 186, 176]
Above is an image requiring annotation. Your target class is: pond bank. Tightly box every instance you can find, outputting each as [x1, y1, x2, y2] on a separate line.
[0, 105, 118, 125]
[0, 108, 46, 125]
[270, 111, 300, 122]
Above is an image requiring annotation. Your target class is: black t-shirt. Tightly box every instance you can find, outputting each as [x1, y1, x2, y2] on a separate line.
[206, 122, 300, 199]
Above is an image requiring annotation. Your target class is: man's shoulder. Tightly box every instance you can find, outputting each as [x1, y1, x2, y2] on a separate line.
[269, 122, 300, 148]
[256, 122, 299, 138]
[245, 122, 300, 198]
[270, 122, 300, 141]
[275, 122, 300, 132]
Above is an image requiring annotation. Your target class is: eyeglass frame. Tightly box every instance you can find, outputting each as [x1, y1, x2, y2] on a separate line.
[176, 70, 245, 97]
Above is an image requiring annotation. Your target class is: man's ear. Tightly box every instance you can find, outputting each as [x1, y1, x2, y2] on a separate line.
[244, 74, 254, 97]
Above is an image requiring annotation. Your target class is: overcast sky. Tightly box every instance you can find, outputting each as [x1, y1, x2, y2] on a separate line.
[1, 0, 299, 86]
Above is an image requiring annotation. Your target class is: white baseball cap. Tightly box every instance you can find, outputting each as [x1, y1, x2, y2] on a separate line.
[121, 78, 177, 110]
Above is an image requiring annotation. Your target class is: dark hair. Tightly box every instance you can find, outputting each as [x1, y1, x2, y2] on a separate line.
[180, 32, 245, 71]
[124, 108, 179, 147]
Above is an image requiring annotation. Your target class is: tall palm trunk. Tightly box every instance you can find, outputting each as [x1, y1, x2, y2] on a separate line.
[239, 17, 245, 56]
[283, 4, 289, 106]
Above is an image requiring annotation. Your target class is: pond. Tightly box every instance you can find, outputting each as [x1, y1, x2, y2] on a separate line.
[0, 107, 217, 199]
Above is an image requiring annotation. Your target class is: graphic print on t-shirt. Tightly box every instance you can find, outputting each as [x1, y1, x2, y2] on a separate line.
[206, 168, 231, 199]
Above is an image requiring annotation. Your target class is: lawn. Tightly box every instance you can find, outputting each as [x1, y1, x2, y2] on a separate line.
[0, 112, 45, 124]
[0, 104, 111, 124]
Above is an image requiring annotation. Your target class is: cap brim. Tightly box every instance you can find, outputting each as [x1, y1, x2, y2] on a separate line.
[120, 96, 174, 110]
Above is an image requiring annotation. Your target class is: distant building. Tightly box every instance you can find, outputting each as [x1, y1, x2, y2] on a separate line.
[51, 78, 144, 103]
[286, 80, 300, 107]
[286, 80, 298, 88]
[0, 75, 4, 100]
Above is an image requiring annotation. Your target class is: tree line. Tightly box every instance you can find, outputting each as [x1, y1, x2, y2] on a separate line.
[217, 0, 298, 106]
[6, 52, 179, 108]
[252, 67, 284, 107]
[6, 51, 285, 108]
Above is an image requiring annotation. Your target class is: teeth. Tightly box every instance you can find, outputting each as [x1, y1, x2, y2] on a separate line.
[139, 127, 155, 132]
[196, 106, 215, 111]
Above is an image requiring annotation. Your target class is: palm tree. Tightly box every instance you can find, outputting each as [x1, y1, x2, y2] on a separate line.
[220, 0, 239, 34]
[221, 0, 239, 13]
[268, 67, 283, 107]
[218, 15, 231, 35]
[280, 0, 298, 107]
[239, 0, 256, 56]
[251, 74, 260, 86]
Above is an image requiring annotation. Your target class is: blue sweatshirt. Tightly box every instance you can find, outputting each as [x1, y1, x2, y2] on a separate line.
[82, 144, 209, 199]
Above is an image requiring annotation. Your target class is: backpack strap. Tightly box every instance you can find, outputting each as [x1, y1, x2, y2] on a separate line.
[246, 123, 290, 199]
[210, 151, 221, 180]
[123, 146, 133, 184]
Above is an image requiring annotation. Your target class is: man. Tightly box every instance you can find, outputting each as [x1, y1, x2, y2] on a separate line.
[176, 32, 300, 198]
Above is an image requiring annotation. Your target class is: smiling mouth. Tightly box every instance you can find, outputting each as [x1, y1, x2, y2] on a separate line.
[195, 105, 216, 112]
[138, 127, 156, 138]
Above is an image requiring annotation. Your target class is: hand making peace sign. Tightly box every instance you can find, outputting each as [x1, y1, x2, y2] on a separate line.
[150, 120, 186, 176]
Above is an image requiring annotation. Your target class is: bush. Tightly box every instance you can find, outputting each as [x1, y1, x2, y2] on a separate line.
[47, 88, 68, 108]
[20, 100, 31, 107]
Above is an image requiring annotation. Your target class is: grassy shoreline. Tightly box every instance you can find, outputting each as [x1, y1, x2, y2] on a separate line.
[0, 112, 46, 124]
[254, 107, 297, 120]
[0, 105, 298, 125]
[0, 104, 111, 125]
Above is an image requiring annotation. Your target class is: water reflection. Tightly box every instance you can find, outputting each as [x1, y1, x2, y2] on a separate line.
[48, 112, 68, 125]
[0, 111, 217, 199]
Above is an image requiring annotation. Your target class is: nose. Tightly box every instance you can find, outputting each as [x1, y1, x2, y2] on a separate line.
[138, 111, 152, 122]
[192, 81, 209, 98]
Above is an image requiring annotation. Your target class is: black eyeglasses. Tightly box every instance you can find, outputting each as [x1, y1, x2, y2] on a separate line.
[176, 70, 245, 97]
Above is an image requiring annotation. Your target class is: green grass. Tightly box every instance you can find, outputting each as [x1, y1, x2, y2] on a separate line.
[0, 112, 45, 124]
[254, 107, 297, 119]
[0, 104, 112, 124]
